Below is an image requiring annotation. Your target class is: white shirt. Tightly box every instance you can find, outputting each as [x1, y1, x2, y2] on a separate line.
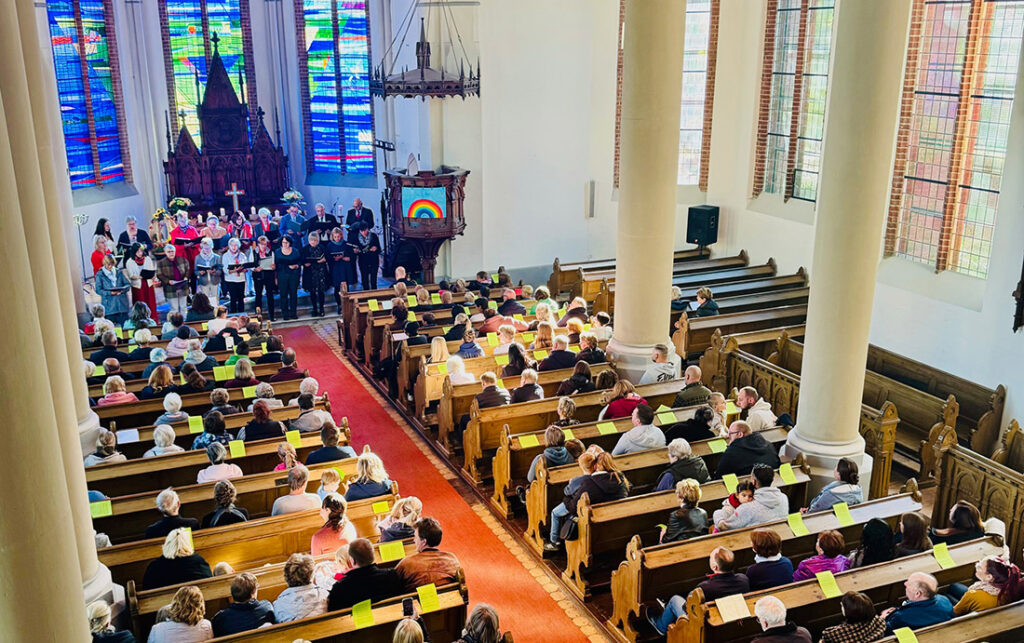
[272, 492, 321, 516]
[222, 249, 250, 283]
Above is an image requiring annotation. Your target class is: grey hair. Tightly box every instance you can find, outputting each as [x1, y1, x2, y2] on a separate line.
[163, 392, 183, 412]
[667, 438, 692, 459]
[754, 596, 787, 628]
[164, 244, 175, 254]
[153, 424, 176, 448]
[206, 441, 228, 465]
[156, 487, 180, 515]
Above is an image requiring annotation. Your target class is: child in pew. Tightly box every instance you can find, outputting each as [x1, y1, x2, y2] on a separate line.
[313, 543, 353, 591]
[316, 467, 342, 501]
[710, 479, 755, 530]
[377, 496, 424, 542]
[515, 426, 576, 506]
[272, 442, 298, 472]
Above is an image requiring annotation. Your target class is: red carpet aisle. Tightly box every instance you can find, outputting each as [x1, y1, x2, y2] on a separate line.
[279, 323, 603, 642]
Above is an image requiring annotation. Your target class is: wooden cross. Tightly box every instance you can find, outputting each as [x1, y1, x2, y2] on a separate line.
[225, 182, 245, 213]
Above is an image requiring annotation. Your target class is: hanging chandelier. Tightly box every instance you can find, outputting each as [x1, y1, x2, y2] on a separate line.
[370, 1, 480, 101]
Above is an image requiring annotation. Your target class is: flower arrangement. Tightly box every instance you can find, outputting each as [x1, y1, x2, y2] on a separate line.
[167, 196, 193, 214]
[150, 207, 173, 247]
[282, 189, 305, 205]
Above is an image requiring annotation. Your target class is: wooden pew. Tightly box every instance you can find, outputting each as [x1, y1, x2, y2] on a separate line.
[605, 486, 923, 642]
[462, 379, 686, 482]
[94, 346, 270, 377]
[873, 599, 1024, 643]
[98, 487, 399, 587]
[340, 283, 438, 351]
[80, 329, 258, 360]
[88, 360, 282, 397]
[573, 252, 752, 301]
[669, 536, 1003, 643]
[671, 304, 809, 357]
[548, 247, 707, 297]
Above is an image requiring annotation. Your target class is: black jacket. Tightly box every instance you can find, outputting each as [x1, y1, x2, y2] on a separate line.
[327, 564, 404, 610]
[663, 504, 709, 543]
[254, 351, 284, 365]
[696, 572, 750, 602]
[714, 432, 781, 478]
[538, 349, 578, 372]
[510, 383, 544, 404]
[93, 631, 136, 643]
[346, 207, 374, 230]
[117, 229, 152, 252]
[556, 375, 595, 397]
[201, 505, 249, 529]
[664, 417, 717, 444]
[658, 455, 710, 489]
[693, 300, 720, 318]
[211, 600, 277, 637]
[242, 419, 286, 442]
[88, 346, 131, 365]
[144, 515, 200, 540]
[566, 472, 627, 515]
[576, 347, 606, 365]
[497, 299, 526, 316]
[127, 346, 155, 362]
[476, 385, 511, 409]
[444, 326, 467, 342]
[751, 622, 812, 643]
[557, 306, 588, 327]
[142, 553, 212, 589]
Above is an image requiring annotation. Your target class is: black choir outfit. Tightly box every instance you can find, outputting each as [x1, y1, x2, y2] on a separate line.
[274, 247, 303, 320]
[350, 227, 381, 290]
[302, 242, 329, 317]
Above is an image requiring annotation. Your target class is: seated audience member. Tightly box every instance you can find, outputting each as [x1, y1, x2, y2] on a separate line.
[575, 332, 606, 365]
[200, 479, 249, 529]
[96, 376, 138, 406]
[660, 478, 709, 543]
[553, 396, 580, 427]
[254, 335, 284, 364]
[598, 380, 647, 420]
[396, 517, 462, 590]
[145, 488, 201, 539]
[186, 292, 215, 323]
[179, 339, 217, 373]
[880, 572, 954, 633]
[951, 556, 1023, 616]
[316, 468, 341, 501]
[712, 480, 756, 526]
[547, 452, 630, 551]
[595, 368, 619, 391]
[468, 296, 489, 323]
[128, 328, 156, 362]
[655, 438, 710, 491]
[538, 335, 578, 372]
[245, 321, 269, 348]
[589, 311, 613, 340]
[793, 530, 850, 580]
[175, 362, 213, 396]
[497, 288, 525, 316]
[848, 518, 895, 568]
[101, 358, 134, 381]
[647, 547, 750, 635]
[737, 385, 778, 431]
[691, 286, 720, 317]
[501, 343, 536, 378]
[165, 327, 192, 359]
[510, 368, 543, 403]
[145, 585, 213, 642]
[191, 411, 234, 450]
[457, 604, 501, 643]
[273, 553, 328, 623]
[84, 429, 128, 466]
[427, 336, 450, 365]
[404, 320, 428, 347]
[313, 544, 353, 591]
[713, 421, 781, 478]
[556, 360, 596, 396]
[476, 371, 511, 408]
[345, 451, 393, 501]
[204, 387, 239, 418]
[529, 308, 555, 336]
[457, 328, 484, 359]
[378, 496, 424, 543]
[820, 591, 887, 643]
[612, 404, 666, 455]
[289, 393, 332, 432]
[237, 400, 285, 442]
[311, 493, 357, 555]
[270, 348, 305, 382]
[807, 457, 864, 513]
[565, 317, 585, 344]
[224, 358, 259, 389]
[547, 452, 596, 548]
[305, 422, 357, 465]
[930, 500, 985, 545]
[142, 528, 212, 589]
[124, 301, 157, 331]
[673, 365, 711, 407]
[271, 464, 321, 515]
[746, 529, 795, 591]
[155, 392, 188, 425]
[144, 424, 185, 458]
[521, 425, 576, 494]
[894, 511, 933, 558]
[446, 355, 476, 385]
[445, 313, 472, 342]
[327, 538, 404, 610]
[138, 365, 174, 400]
[287, 377, 322, 404]
[196, 442, 243, 484]
[557, 297, 589, 327]
[491, 324, 516, 356]
[751, 596, 811, 643]
[248, 382, 284, 411]
[85, 304, 107, 336]
[89, 330, 131, 365]
[210, 572, 277, 636]
[527, 286, 555, 314]
[670, 285, 688, 312]
[639, 343, 678, 384]
[160, 311, 199, 340]
[717, 464, 789, 531]
[708, 391, 728, 436]
[664, 405, 718, 444]
[87, 599, 134, 643]
[224, 341, 249, 366]
[393, 617, 425, 643]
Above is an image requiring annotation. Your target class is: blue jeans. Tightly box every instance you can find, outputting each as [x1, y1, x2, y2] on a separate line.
[654, 595, 686, 634]
[549, 503, 570, 544]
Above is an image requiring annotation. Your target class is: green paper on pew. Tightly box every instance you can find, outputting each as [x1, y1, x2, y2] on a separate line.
[242, 385, 257, 398]
[779, 463, 797, 484]
[533, 349, 548, 360]
[183, 527, 194, 550]
[893, 628, 919, 643]
[442, 326, 451, 334]
[417, 584, 441, 613]
[180, 372, 186, 385]
[521, 333, 534, 343]
[722, 474, 739, 494]
[707, 439, 727, 454]
[518, 434, 540, 448]
[286, 430, 302, 448]
[495, 378, 505, 389]
[815, 571, 842, 598]
[562, 428, 575, 440]
[372, 501, 390, 514]
[513, 314, 524, 321]
[261, 342, 268, 353]
[188, 416, 204, 433]
[597, 422, 617, 435]
[407, 295, 417, 307]
[437, 363, 448, 375]
[787, 512, 809, 537]
[407, 311, 417, 322]
[93, 365, 106, 377]
[351, 599, 374, 629]
[487, 332, 499, 346]
[931, 542, 956, 570]
[488, 300, 498, 310]
[378, 540, 406, 563]
[368, 299, 380, 311]
[832, 502, 854, 527]
[201, 322, 208, 331]
[228, 440, 246, 459]
[214, 366, 230, 381]
[568, 345, 580, 353]
[114, 327, 123, 339]
[494, 354, 510, 366]
[90, 500, 112, 519]
[431, 293, 442, 304]
[715, 593, 752, 623]
[656, 404, 671, 412]
[491, 273, 499, 283]
[657, 411, 676, 425]
[725, 400, 739, 416]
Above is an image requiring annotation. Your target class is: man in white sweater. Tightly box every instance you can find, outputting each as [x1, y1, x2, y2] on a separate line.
[612, 404, 667, 455]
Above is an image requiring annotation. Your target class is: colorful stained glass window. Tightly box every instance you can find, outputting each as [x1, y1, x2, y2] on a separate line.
[296, 0, 375, 175]
[47, 0, 128, 190]
[890, 0, 1024, 279]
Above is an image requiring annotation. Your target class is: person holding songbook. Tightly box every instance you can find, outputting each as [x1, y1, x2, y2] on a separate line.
[117, 215, 152, 256]
[253, 208, 278, 246]
[95, 254, 131, 324]
[304, 203, 337, 244]
[204, 214, 230, 251]
[350, 221, 381, 290]
[168, 212, 201, 291]
[278, 205, 305, 248]
[302, 231, 329, 317]
[157, 243, 192, 315]
[251, 235, 277, 321]
[195, 238, 223, 304]
[275, 235, 302, 320]
[222, 237, 251, 314]
[327, 227, 351, 315]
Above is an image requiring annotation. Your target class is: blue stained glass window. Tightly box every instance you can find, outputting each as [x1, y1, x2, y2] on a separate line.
[47, 0, 128, 189]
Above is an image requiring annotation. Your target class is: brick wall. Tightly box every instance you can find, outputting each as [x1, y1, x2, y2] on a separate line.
[698, 0, 721, 193]
[103, 0, 132, 184]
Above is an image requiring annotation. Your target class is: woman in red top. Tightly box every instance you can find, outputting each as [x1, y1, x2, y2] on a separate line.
[168, 212, 201, 278]
[90, 235, 111, 275]
[599, 380, 648, 420]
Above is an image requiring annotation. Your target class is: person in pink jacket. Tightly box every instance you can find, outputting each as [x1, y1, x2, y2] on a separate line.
[96, 376, 139, 406]
[793, 529, 851, 580]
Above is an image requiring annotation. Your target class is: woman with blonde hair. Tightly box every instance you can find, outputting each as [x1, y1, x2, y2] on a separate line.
[225, 358, 258, 389]
[393, 617, 425, 643]
[345, 451, 392, 501]
[84, 429, 128, 467]
[142, 528, 212, 590]
[445, 312, 472, 342]
[144, 425, 185, 458]
[273, 442, 298, 472]
[428, 336, 450, 364]
[377, 496, 424, 542]
[146, 585, 213, 642]
[598, 380, 647, 420]
[446, 355, 476, 385]
[530, 321, 555, 350]
[660, 478, 708, 543]
[97, 376, 138, 406]
[87, 599, 134, 642]
[415, 287, 431, 308]
[393, 280, 408, 298]
[311, 493, 357, 555]
[553, 396, 579, 427]
[139, 364, 175, 400]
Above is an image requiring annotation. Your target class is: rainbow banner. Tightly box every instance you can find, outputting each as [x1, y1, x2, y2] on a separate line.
[402, 186, 447, 219]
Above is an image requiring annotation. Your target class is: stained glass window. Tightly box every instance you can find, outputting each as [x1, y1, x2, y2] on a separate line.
[888, 0, 1024, 279]
[295, 0, 375, 176]
[161, 0, 254, 148]
[46, 0, 129, 190]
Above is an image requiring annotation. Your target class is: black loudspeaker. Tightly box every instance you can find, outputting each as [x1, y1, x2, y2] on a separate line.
[686, 204, 719, 246]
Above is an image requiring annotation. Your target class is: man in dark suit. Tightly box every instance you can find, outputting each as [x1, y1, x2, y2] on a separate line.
[538, 335, 579, 372]
[88, 331, 132, 365]
[475, 372, 511, 408]
[303, 202, 337, 243]
[497, 288, 526, 316]
[327, 538, 403, 610]
[346, 197, 374, 230]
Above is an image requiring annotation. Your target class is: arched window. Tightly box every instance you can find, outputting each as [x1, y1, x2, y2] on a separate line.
[294, 0, 375, 176]
[46, 0, 130, 190]
[886, 0, 1024, 279]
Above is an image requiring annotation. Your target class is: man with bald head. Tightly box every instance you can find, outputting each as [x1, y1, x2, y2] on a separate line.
[647, 546, 749, 635]
[673, 365, 711, 407]
[346, 197, 374, 230]
[881, 572, 954, 633]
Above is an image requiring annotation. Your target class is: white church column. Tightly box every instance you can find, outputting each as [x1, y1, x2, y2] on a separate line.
[781, 0, 911, 492]
[607, 0, 686, 381]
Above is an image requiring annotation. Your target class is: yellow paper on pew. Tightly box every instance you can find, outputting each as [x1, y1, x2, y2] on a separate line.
[722, 474, 739, 494]
[494, 354, 510, 366]
[90, 500, 112, 519]
[832, 502, 854, 527]
[562, 428, 575, 440]
[261, 342, 268, 353]
[657, 411, 676, 425]
[431, 293, 442, 305]
[214, 366, 230, 381]
[417, 583, 441, 613]
[378, 540, 406, 563]
[407, 311, 417, 322]
[286, 430, 302, 448]
[725, 400, 739, 416]
[180, 372, 186, 385]
[114, 327, 123, 339]
[351, 599, 374, 629]
[583, 323, 591, 330]
[183, 527, 194, 550]
[707, 439, 727, 453]
[487, 332, 498, 346]
[368, 299, 380, 311]
[201, 322, 208, 331]
[787, 512, 809, 536]
[656, 404, 671, 412]
[513, 314, 524, 321]
[715, 593, 752, 623]
[521, 333, 534, 343]
[490, 273, 499, 283]
[931, 543, 956, 570]
[229, 440, 246, 459]
[188, 416, 204, 433]
[779, 463, 797, 484]
[437, 363, 448, 375]
[815, 571, 842, 598]
[518, 434, 541, 448]
[569, 345, 580, 353]
[372, 501, 391, 514]
[597, 422, 617, 435]
[242, 385, 257, 398]
[533, 349, 548, 360]
[442, 326, 451, 334]
[407, 295, 417, 308]
[93, 365, 106, 377]
[488, 300, 498, 310]
[893, 628, 919, 643]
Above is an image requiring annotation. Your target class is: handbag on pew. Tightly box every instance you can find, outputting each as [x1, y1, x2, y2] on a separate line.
[560, 516, 579, 541]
